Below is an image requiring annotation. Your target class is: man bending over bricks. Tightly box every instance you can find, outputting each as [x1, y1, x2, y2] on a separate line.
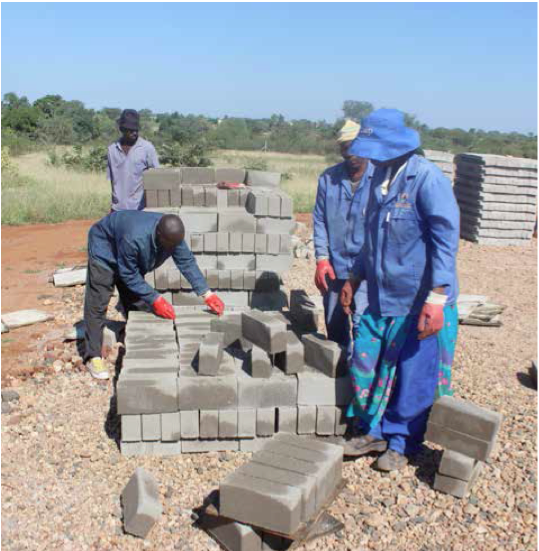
[83, 211, 224, 380]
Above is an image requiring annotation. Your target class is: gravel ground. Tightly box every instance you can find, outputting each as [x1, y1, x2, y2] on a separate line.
[2, 239, 537, 551]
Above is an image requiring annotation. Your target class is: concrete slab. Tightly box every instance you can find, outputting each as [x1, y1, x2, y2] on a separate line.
[1, 309, 54, 329]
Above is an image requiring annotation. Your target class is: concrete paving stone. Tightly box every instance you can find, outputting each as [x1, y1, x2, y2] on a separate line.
[246, 170, 282, 188]
[455, 170, 539, 189]
[246, 191, 269, 216]
[157, 189, 171, 207]
[456, 153, 537, 170]
[53, 266, 87, 287]
[172, 291, 205, 306]
[117, 377, 179, 414]
[280, 235, 292, 255]
[227, 189, 240, 207]
[199, 332, 224, 376]
[206, 269, 219, 289]
[218, 232, 230, 253]
[238, 408, 257, 438]
[458, 206, 536, 222]
[179, 211, 218, 233]
[267, 234, 281, 255]
[297, 406, 317, 434]
[219, 270, 231, 289]
[242, 233, 255, 253]
[455, 161, 537, 179]
[215, 167, 247, 184]
[161, 412, 181, 442]
[219, 209, 257, 232]
[439, 449, 476, 481]
[218, 290, 251, 307]
[248, 345, 273, 378]
[145, 190, 159, 208]
[121, 467, 162, 538]
[231, 269, 244, 290]
[429, 396, 503, 443]
[302, 333, 346, 378]
[242, 311, 287, 354]
[121, 441, 182, 456]
[316, 406, 336, 436]
[178, 374, 238, 410]
[297, 368, 353, 405]
[425, 421, 494, 462]
[180, 410, 200, 439]
[143, 168, 181, 190]
[244, 271, 256, 290]
[229, 232, 243, 253]
[220, 471, 302, 535]
[181, 439, 239, 453]
[256, 254, 292, 272]
[433, 461, 484, 499]
[239, 461, 316, 522]
[205, 186, 218, 208]
[460, 215, 535, 231]
[277, 407, 298, 434]
[279, 195, 293, 219]
[217, 189, 228, 210]
[190, 233, 204, 253]
[122, 415, 142, 442]
[181, 167, 216, 185]
[204, 232, 218, 252]
[200, 410, 219, 439]
[142, 414, 161, 441]
[273, 331, 305, 375]
[192, 186, 206, 207]
[1, 309, 54, 330]
[334, 407, 348, 436]
[181, 186, 194, 207]
[217, 254, 256, 270]
[257, 408, 276, 436]
[220, 409, 239, 438]
[256, 218, 295, 235]
[255, 233, 267, 253]
[455, 186, 537, 205]
[202, 516, 262, 551]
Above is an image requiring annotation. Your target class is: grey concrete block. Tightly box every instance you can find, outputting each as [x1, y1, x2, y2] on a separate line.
[157, 190, 170, 207]
[219, 209, 257, 232]
[242, 311, 287, 354]
[239, 189, 250, 207]
[181, 167, 215, 185]
[206, 269, 219, 289]
[121, 468, 162, 538]
[178, 375, 238, 410]
[239, 438, 268, 453]
[122, 415, 142, 442]
[210, 313, 242, 346]
[220, 409, 238, 438]
[220, 471, 302, 535]
[278, 407, 298, 434]
[205, 186, 218, 208]
[219, 270, 231, 289]
[439, 449, 476, 481]
[268, 195, 281, 218]
[181, 186, 194, 206]
[192, 186, 206, 207]
[248, 345, 273, 378]
[242, 233, 255, 253]
[190, 233, 204, 253]
[433, 461, 484, 499]
[257, 408, 276, 436]
[117, 377, 179, 414]
[302, 333, 345, 378]
[143, 168, 181, 190]
[172, 291, 205, 306]
[204, 232, 217, 252]
[267, 234, 281, 255]
[161, 412, 181, 442]
[145, 190, 158, 208]
[244, 271, 256, 290]
[182, 439, 239, 453]
[199, 333, 224, 376]
[246, 170, 282, 188]
[256, 254, 292, 273]
[316, 406, 336, 436]
[229, 233, 243, 253]
[297, 406, 317, 434]
[256, 218, 295, 235]
[179, 211, 218, 233]
[121, 441, 182, 456]
[203, 516, 262, 551]
[231, 269, 244, 290]
[238, 369, 297, 408]
[219, 290, 251, 307]
[217, 254, 256, 270]
[297, 369, 353, 406]
[170, 188, 182, 206]
[280, 235, 292, 255]
[217, 232, 229, 253]
[280, 195, 293, 219]
[199, 410, 219, 439]
[334, 407, 348, 436]
[255, 233, 267, 253]
[215, 167, 247, 184]
[274, 331, 304, 375]
[217, 189, 228, 210]
[246, 191, 269, 216]
[238, 408, 257, 438]
[227, 189, 240, 207]
[180, 410, 200, 439]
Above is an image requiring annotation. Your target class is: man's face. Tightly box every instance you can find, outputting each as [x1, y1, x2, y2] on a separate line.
[120, 127, 138, 144]
[340, 141, 364, 170]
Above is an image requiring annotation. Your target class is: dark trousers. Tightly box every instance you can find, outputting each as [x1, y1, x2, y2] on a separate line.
[83, 257, 150, 360]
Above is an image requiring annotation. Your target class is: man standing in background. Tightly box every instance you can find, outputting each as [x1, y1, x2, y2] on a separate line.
[107, 109, 159, 211]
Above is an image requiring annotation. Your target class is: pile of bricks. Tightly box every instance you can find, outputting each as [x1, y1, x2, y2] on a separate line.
[117, 308, 353, 456]
[424, 149, 455, 184]
[143, 167, 294, 308]
[425, 396, 503, 498]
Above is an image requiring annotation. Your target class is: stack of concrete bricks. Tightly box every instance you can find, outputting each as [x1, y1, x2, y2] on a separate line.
[118, 308, 352, 456]
[425, 396, 503, 498]
[424, 149, 455, 185]
[142, 167, 294, 309]
[454, 153, 538, 246]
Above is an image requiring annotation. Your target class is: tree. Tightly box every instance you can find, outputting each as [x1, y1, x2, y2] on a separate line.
[342, 100, 374, 122]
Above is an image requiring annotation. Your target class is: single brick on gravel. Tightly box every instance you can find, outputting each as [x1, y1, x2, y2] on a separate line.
[434, 461, 484, 498]
[241, 311, 287, 354]
[121, 468, 162, 539]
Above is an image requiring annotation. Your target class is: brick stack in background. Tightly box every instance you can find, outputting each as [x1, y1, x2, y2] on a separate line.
[424, 149, 455, 185]
[454, 153, 538, 246]
[143, 167, 293, 309]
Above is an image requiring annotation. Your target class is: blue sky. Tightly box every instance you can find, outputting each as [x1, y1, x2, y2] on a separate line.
[2, 2, 537, 133]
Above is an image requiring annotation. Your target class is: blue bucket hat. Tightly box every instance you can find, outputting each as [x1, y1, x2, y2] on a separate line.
[349, 108, 420, 162]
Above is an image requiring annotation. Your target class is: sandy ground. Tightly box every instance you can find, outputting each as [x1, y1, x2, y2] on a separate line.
[1, 218, 537, 551]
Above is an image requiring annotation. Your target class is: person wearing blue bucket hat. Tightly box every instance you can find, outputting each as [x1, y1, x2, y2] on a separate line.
[335, 109, 460, 472]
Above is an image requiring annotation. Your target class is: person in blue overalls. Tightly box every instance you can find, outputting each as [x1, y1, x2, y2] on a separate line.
[312, 120, 372, 352]
[339, 109, 460, 472]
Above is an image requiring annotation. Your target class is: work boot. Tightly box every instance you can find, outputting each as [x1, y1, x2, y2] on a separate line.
[341, 434, 388, 457]
[86, 357, 109, 380]
[374, 449, 408, 472]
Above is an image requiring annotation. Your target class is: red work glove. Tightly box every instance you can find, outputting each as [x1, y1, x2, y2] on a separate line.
[204, 292, 225, 316]
[314, 259, 336, 294]
[417, 302, 444, 340]
[152, 295, 176, 320]
[340, 278, 360, 315]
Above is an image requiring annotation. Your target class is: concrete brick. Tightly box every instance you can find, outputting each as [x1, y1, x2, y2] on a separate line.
[215, 167, 247, 184]
[172, 291, 205, 306]
[267, 234, 281, 255]
[238, 369, 297, 408]
[433, 461, 484, 499]
[239, 189, 250, 207]
[429, 396, 503, 444]
[178, 375, 238, 410]
[242, 233, 255, 253]
[189, 233, 203, 253]
[248, 345, 273, 378]
[280, 195, 293, 218]
[334, 407, 348, 436]
[202, 516, 262, 551]
[278, 407, 298, 434]
[274, 331, 304, 375]
[157, 190, 170, 207]
[255, 233, 267, 253]
[257, 408, 276, 436]
[316, 406, 336, 436]
[256, 218, 295, 235]
[192, 186, 205, 207]
[297, 406, 317, 434]
[220, 471, 302, 535]
[439, 449, 476, 481]
[217, 254, 256, 270]
[181, 186, 194, 206]
[242, 311, 287, 354]
[170, 188, 182, 206]
[219, 209, 256, 233]
[122, 415, 142, 442]
[217, 232, 229, 253]
[217, 189, 228, 210]
[143, 168, 181, 190]
[121, 468, 162, 538]
[180, 410, 199, 439]
[181, 167, 215, 185]
[179, 211, 218, 233]
[238, 408, 257, 438]
[302, 333, 345, 378]
[239, 438, 267, 453]
[199, 410, 219, 439]
[268, 195, 281, 217]
[256, 254, 292, 273]
[227, 189, 240, 207]
[230, 269, 244, 290]
[205, 269, 219, 289]
[246, 191, 269, 216]
[145, 190, 158, 208]
[219, 290, 250, 307]
[205, 186, 218, 208]
[229, 233, 243, 253]
[182, 439, 239, 453]
[246, 170, 281, 188]
[218, 270, 231, 289]
[280, 235, 292, 254]
[203, 232, 217, 252]
[297, 369, 353, 406]
[244, 271, 256, 290]
[117, 377, 179, 414]
[210, 313, 242, 346]
[161, 412, 181, 442]
[166, 266, 181, 290]
[220, 409, 238, 438]
[199, 333, 224, 376]
[121, 441, 182, 456]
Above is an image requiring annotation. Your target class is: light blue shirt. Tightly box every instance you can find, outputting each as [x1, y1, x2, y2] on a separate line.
[107, 137, 159, 211]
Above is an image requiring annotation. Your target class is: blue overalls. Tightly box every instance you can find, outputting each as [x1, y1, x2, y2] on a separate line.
[313, 162, 373, 350]
[350, 155, 460, 454]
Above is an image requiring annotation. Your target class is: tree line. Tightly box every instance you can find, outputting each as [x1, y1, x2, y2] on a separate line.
[2, 94, 537, 162]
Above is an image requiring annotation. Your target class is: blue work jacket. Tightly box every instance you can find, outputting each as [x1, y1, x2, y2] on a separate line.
[88, 211, 209, 305]
[352, 155, 459, 317]
[313, 162, 374, 280]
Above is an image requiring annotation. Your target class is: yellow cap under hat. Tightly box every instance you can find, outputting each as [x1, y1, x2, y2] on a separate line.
[337, 119, 361, 143]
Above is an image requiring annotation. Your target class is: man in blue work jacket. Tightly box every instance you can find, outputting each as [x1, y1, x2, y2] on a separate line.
[339, 109, 460, 471]
[84, 211, 224, 380]
[312, 120, 372, 351]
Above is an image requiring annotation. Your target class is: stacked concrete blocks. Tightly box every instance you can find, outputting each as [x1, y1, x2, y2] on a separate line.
[424, 150, 454, 185]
